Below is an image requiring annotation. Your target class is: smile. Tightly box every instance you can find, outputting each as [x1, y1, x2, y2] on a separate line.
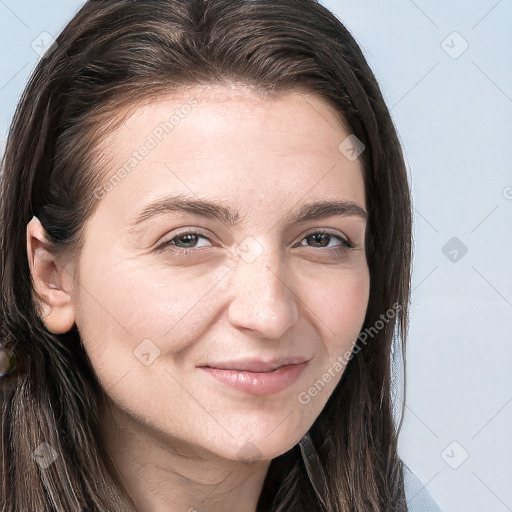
[199, 362, 308, 396]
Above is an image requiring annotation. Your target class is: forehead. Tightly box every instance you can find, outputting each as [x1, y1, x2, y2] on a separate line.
[101, 84, 352, 159]
[91, 85, 366, 225]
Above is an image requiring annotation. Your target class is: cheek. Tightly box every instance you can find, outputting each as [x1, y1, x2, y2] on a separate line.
[302, 265, 370, 349]
[292, 268, 369, 416]
[73, 253, 231, 383]
[108, 262, 231, 344]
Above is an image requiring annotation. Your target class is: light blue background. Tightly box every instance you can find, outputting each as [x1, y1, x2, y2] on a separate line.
[1, 2, 511, 511]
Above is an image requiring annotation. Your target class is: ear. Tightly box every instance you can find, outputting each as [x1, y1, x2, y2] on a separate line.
[26, 216, 76, 334]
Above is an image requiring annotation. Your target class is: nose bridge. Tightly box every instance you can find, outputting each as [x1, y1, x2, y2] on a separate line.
[227, 239, 299, 338]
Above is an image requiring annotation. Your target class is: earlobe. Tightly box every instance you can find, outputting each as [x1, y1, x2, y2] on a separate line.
[26, 216, 76, 334]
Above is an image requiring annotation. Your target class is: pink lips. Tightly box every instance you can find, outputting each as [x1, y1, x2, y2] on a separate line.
[199, 359, 308, 395]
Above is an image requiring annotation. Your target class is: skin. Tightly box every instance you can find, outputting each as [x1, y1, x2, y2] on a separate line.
[26, 85, 370, 512]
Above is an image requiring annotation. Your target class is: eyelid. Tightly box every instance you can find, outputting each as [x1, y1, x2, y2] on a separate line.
[155, 227, 355, 254]
[154, 228, 215, 252]
[299, 228, 353, 248]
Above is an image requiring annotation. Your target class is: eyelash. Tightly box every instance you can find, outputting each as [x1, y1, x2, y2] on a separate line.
[155, 229, 354, 256]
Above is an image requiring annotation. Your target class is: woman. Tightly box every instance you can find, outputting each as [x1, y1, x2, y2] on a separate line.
[0, 0, 441, 510]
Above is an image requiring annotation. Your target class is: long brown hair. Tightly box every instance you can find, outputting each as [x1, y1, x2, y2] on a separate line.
[0, 1, 412, 510]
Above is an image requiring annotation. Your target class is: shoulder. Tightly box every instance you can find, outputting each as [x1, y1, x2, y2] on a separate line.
[403, 463, 443, 512]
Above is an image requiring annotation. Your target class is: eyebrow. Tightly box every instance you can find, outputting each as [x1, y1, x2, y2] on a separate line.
[129, 194, 367, 231]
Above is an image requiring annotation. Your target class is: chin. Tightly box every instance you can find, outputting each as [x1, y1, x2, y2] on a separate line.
[215, 428, 306, 464]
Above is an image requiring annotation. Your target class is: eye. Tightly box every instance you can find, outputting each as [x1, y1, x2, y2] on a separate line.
[296, 230, 353, 250]
[155, 229, 354, 256]
[155, 230, 213, 254]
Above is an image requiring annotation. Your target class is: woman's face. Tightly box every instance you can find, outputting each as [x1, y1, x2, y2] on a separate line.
[70, 85, 369, 462]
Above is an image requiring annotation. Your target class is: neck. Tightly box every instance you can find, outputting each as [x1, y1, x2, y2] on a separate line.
[98, 399, 272, 512]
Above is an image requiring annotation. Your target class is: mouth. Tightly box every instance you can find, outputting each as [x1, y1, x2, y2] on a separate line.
[199, 356, 309, 373]
[198, 360, 309, 396]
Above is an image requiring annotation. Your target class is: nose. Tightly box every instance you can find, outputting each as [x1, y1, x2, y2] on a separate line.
[226, 244, 300, 339]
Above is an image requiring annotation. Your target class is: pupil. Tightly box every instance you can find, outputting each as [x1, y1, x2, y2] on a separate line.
[311, 233, 329, 247]
[179, 233, 197, 247]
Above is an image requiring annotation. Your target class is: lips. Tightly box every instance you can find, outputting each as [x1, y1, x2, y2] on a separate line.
[198, 357, 310, 395]
[199, 356, 309, 373]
